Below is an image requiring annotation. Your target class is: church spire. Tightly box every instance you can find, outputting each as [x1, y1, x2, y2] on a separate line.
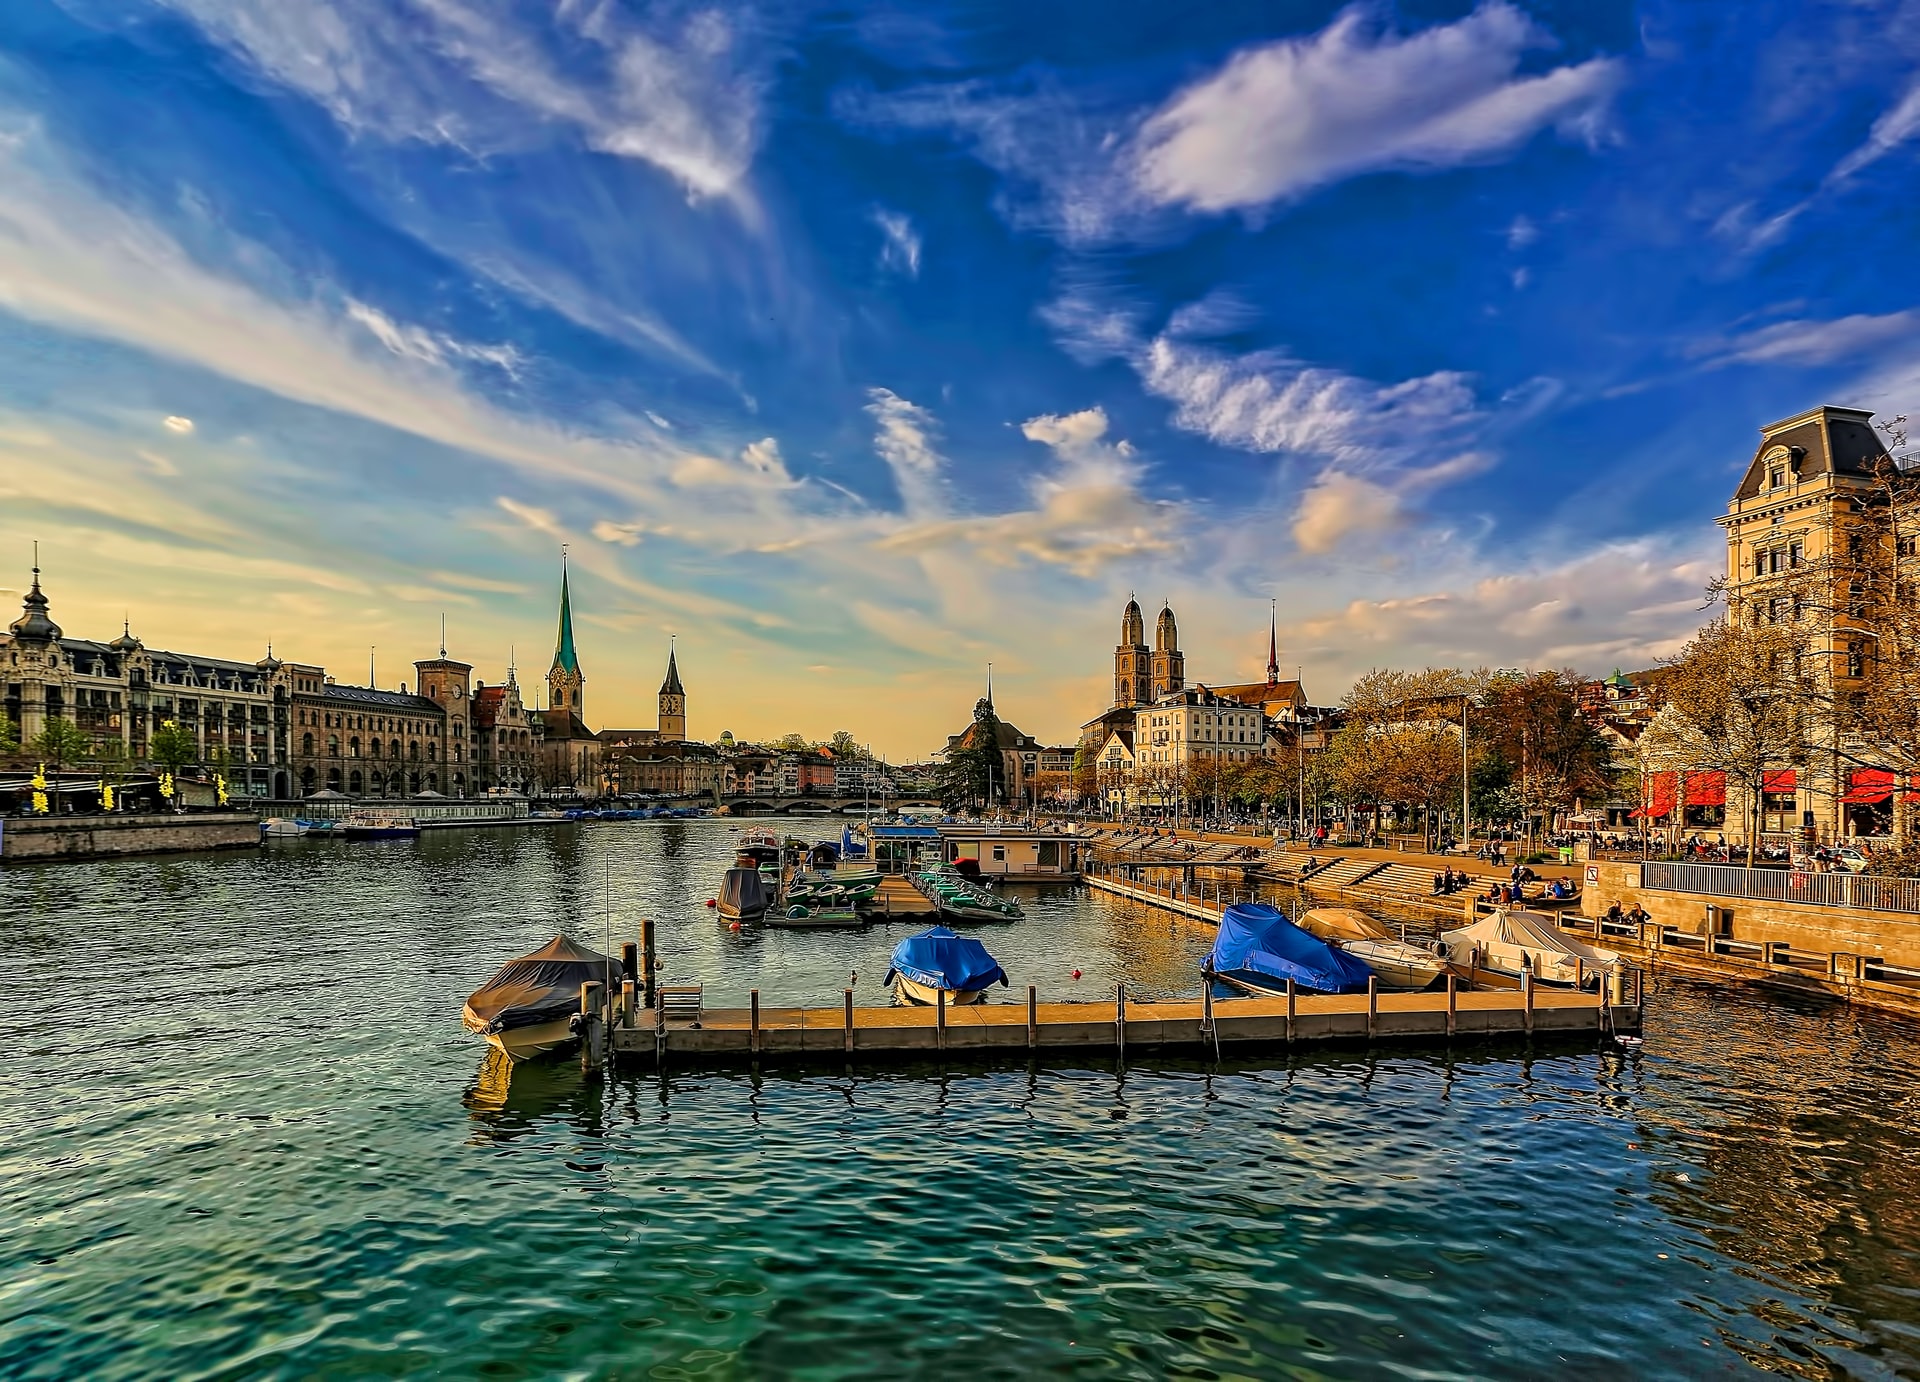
[551, 549, 579, 676]
[1267, 600, 1279, 686]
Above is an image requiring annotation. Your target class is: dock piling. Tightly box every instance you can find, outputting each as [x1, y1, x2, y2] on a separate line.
[1445, 973, 1457, 1037]
[1367, 975, 1378, 1039]
[621, 978, 636, 1030]
[1116, 983, 1126, 1063]
[750, 989, 761, 1056]
[936, 987, 946, 1052]
[1522, 966, 1535, 1035]
[1026, 985, 1038, 1050]
[1286, 978, 1296, 1042]
[843, 988, 854, 1055]
[640, 919, 658, 1009]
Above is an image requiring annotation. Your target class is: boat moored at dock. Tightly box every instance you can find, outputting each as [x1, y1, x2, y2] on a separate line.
[463, 934, 618, 1060]
[1299, 907, 1455, 991]
[1205, 902, 1375, 997]
[1440, 909, 1621, 989]
[885, 926, 1010, 1006]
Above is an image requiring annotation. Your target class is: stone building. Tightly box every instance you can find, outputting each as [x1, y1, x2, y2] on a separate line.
[535, 559, 602, 794]
[472, 670, 536, 793]
[286, 660, 456, 798]
[4, 561, 292, 797]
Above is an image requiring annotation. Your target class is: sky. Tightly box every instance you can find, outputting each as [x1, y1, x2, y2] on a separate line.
[3, 0, 1919, 759]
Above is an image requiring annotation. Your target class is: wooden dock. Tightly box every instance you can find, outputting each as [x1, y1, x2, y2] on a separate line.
[871, 876, 938, 918]
[595, 982, 1639, 1067]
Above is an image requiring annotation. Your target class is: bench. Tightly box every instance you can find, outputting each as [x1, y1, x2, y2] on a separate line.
[658, 983, 704, 1026]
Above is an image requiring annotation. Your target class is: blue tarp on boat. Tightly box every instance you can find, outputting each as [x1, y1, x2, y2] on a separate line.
[1206, 903, 1374, 994]
[885, 926, 1009, 993]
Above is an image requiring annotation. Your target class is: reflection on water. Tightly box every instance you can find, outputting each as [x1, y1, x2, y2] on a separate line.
[4, 820, 1920, 1377]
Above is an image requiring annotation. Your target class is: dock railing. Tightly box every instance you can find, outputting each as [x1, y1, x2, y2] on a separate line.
[1641, 861, 1920, 915]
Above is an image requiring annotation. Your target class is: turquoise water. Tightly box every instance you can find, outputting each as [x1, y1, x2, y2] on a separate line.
[4, 820, 1918, 1378]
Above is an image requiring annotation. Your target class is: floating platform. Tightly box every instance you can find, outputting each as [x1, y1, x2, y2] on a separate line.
[602, 984, 1639, 1067]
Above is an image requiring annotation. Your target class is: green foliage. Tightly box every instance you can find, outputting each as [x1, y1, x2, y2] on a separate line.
[28, 716, 94, 770]
[0, 715, 18, 755]
[940, 698, 1004, 812]
[828, 730, 866, 760]
[148, 719, 199, 773]
[773, 732, 810, 753]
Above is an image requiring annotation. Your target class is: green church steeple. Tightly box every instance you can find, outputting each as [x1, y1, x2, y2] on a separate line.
[553, 562, 579, 675]
[546, 551, 585, 718]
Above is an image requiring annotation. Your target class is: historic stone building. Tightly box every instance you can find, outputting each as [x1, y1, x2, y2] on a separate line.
[1151, 602, 1185, 700]
[4, 561, 293, 797]
[472, 669, 536, 793]
[287, 662, 453, 798]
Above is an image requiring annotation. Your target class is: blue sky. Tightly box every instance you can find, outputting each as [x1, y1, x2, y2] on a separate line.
[3, 0, 1919, 756]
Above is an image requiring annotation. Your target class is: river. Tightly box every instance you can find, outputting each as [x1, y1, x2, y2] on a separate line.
[3, 818, 1917, 1378]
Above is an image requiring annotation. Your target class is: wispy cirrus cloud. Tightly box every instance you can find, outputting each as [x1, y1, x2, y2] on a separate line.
[872, 208, 922, 276]
[1693, 309, 1920, 368]
[840, 2, 1620, 244]
[159, 0, 769, 205]
[1131, 2, 1621, 215]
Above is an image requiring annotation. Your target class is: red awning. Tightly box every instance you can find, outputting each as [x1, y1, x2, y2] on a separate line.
[1762, 769, 1797, 793]
[1685, 771, 1726, 808]
[1631, 770, 1677, 819]
[1842, 769, 1897, 805]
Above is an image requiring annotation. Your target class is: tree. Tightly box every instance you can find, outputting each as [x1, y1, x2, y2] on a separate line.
[28, 717, 94, 772]
[1642, 619, 1805, 863]
[772, 732, 810, 753]
[0, 714, 18, 756]
[149, 719, 199, 774]
[828, 730, 866, 760]
[939, 698, 1005, 812]
[1474, 670, 1613, 840]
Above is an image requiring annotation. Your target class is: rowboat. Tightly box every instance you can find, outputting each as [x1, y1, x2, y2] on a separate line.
[767, 903, 864, 929]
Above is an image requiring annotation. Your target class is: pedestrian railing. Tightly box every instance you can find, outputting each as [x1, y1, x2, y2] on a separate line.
[1641, 861, 1920, 915]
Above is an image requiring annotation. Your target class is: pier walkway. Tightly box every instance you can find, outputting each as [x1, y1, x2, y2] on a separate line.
[606, 984, 1635, 1066]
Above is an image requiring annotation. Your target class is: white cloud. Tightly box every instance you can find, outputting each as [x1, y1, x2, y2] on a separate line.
[162, 415, 195, 434]
[1830, 78, 1920, 183]
[160, 0, 766, 204]
[591, 520, 645, 546]
[346, 299, 523, 378]
[872, 208, 922, 276]
[1292, 472, 1402, 553]
[645, 411, 674, 430]
[1700, 309, 1920, 367]
[669, 437, 796, 490]
[1505, 214, 1539, 248]
[865, 387, 948, 516]
[1131, 3, 1620, 214]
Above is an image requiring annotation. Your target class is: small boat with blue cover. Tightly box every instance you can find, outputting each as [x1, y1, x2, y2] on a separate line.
[1204, 902, 1375, 996]
[885, 926, 1010, 1006]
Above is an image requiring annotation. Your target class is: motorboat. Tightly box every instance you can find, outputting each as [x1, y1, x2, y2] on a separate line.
[718, 866, 771, 926]
[885, 926, 1009, 1005]
[1298, 907, 1453, 991]
[1439, 908, 1620, 989]
[462, 934, 617, 1059]
[342, 815, 419, 841]
[767, 903, 864, 929]
[1204, 902, 1375, 996]
[261, 817, 308, 838]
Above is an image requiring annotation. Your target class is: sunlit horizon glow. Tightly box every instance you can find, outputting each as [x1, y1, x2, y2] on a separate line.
[2, 1, 1916, 759]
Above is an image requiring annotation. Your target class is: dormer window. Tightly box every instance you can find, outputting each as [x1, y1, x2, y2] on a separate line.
[1770, 468, 1786, 489]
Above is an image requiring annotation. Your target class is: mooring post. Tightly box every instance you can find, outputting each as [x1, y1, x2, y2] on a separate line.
[621, 940, 638, 999]
[1445, 972, 1457, 1038]
[935, 986, 947, 1052]
[844, 988, 855, 1055]
[1522, 964, 1535, 1036]
[1285, 978, 1296, 1042]
[641, 918, 658, 1009]
[1201, 979, 1214, 1034]
[580, 981, 603, 1074]
[750, 988, 762, 1056]
[1367, 974, 1378, 1040]
[1115, 983, 1127, 1062]
[1027, 984, 1038, 1050]
[621, 978, 636, 1030]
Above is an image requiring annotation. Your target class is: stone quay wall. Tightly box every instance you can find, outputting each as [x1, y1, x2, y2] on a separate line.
[0, 812, 262, 863]
[1582, 858, 1920, 969]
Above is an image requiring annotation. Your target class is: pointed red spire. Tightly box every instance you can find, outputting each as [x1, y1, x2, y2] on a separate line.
[1266, 601, 1279, 686]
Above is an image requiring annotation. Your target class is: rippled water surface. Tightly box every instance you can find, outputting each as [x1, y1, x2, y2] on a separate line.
[5, 820, 1920, 1379]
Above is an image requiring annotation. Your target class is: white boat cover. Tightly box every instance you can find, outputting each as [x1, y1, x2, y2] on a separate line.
[1440, 908, 1618, 982]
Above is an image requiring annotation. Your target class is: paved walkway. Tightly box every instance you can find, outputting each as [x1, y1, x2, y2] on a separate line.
[1082, 821, 1584, 883]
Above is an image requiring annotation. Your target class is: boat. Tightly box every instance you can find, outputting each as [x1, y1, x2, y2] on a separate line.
[342, 815, 419, 840]
[1204, 902, 1375, 996]
[1298, 907, 1454, 991]
[767, 903, 864, 929]
[1438, 908, 1620, 989]
[261, 816, 308, 838]
[911, 862, 1023, 922]
[884, 926, 1009, 1005]
[462, 934, 617, 1060]
[718, 866, 771, 926]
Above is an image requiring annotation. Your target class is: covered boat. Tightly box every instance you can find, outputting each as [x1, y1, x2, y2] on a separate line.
[885, 926, 1009, 1006]
[1205, 902, 1374, 996]
[718, 866, 770, 925]
[1299, 907, 1453, 991]
[462, 934, 615, 1060]
[1439, 908, 1619, 989]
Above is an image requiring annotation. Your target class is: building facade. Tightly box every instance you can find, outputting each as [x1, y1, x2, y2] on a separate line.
[4, 564, 294, 797]
[473, 671, 536, 792]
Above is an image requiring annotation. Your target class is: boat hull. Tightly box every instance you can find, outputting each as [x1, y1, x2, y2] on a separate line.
[463, 1008, 578, 1060]
[768, 907, 864, 929]
[344, 824, 419, 840]
[1336, 938, 1450, 991]
[893, 974, 990, 1006]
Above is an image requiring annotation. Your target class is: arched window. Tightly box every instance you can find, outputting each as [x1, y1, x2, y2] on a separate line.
[409, 740, 420, 761]
[390, 739, 401, 759]
[428, 742, 438, 762]
[349, 736, 361, 758]
[302, 732, 314, 756]
[367, 739, 380, 760]
[300, 767, 315, 790]
[328, 736, 339, 756]
[349, 770, 363, 794]
[369, 771, 383, 794]
[326, 767, 342, 789]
